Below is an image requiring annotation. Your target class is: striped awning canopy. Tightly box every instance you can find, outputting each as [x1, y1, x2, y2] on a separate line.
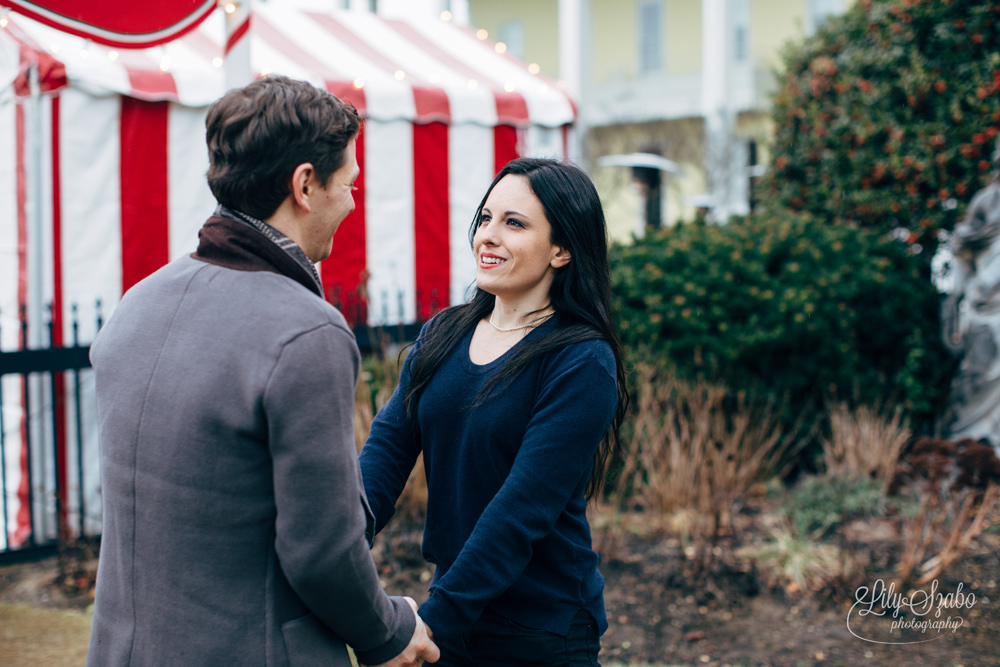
[3, 5, 574, 126]
[4, 0, 218, 48]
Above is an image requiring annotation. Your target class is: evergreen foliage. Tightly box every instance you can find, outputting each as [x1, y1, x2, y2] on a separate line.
[610, 211, 954, 435]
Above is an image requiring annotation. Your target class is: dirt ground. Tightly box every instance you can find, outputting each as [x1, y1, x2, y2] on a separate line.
[371, 510, 1000, 667]
[592, 531, 1000, 667]
[2, 515, 998, 667]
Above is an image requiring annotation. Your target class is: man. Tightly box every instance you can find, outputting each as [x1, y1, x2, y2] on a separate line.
[87, 76, 438, 667]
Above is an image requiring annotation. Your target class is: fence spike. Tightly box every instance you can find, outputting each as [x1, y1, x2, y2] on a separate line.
[71, 303, 80, 347]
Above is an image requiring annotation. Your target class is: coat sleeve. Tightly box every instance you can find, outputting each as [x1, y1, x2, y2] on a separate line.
[417, 350, 618, 636]
[263, 323, 414, 666]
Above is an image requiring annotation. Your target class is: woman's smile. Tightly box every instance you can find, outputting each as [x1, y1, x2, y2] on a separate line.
[479, 252, 508, 267]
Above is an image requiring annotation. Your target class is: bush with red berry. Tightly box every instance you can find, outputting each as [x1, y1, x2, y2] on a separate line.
[765, 0, 1000, 248]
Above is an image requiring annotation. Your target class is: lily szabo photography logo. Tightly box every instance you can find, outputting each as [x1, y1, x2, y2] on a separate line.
[847, 579, 976, 644]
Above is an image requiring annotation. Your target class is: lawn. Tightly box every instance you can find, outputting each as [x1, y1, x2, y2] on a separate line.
[0, 600, 680, 667]
[0, 602, 91, 667]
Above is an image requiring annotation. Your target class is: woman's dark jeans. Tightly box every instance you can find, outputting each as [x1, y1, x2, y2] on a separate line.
[432, 608, 600, 667]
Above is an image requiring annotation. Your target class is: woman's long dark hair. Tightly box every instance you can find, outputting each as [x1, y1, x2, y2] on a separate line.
[403, 157, 629, 500]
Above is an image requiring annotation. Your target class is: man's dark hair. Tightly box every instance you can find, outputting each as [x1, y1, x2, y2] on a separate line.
[205, 75, 361, 220]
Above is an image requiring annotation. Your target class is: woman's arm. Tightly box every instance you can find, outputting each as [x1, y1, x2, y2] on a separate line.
[417, 347, 618, 636]
[359, 343, 424, 535]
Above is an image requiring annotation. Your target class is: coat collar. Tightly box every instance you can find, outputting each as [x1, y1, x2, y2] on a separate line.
[193, 205, 325, 298]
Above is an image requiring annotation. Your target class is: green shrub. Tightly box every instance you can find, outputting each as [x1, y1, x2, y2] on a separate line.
[783, 475, 884, 537]
[765, 0, 1000, 245]
[737, 527, 842, 593]
[610, 210, 954, 436]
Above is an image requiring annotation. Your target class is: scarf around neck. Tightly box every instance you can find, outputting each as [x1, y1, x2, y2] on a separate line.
[193, 205, 325, 298]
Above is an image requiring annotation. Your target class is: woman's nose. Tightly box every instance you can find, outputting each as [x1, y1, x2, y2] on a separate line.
[477, 220, 498, 245]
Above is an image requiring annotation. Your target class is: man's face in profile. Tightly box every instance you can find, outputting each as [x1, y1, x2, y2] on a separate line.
[301, 136, 360, 262]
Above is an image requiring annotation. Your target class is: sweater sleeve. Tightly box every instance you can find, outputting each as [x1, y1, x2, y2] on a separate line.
[359, 334, 425, 535]
[264, 323, 415, 666]
[417, 349, 618, 636]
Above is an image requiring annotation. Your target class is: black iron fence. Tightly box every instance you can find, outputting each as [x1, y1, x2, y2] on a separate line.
[0, 291, 436, 562]
[0, 302, 100, 563]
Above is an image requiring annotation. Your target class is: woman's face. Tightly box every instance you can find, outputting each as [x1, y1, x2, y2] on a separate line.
[473, 174, 570, 302]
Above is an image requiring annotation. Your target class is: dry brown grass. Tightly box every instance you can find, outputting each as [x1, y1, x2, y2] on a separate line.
[0, 602, 91, 667]
[892, 438, 1000, 587]
[613, 367, 803, 518]
[822, 401, 910, 487]
[899, 483, 1000, 586]
[608, 366, 808, 562]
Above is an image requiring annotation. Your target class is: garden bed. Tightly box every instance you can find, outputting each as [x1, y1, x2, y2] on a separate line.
[2, 494, 998, 667]
[369, 498, 1000, 667]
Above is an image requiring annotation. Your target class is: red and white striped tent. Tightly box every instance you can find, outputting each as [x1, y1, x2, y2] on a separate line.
[0, 5, 574, 550]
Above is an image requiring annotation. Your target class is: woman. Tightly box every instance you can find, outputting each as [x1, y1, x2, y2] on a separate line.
[359, 157, 628, 666]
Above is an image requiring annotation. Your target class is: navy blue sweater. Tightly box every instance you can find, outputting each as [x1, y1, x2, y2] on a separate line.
[359, 319, 618, 640]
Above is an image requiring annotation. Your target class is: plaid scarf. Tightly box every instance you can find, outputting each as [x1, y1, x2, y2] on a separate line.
[193, 206, 325, 298]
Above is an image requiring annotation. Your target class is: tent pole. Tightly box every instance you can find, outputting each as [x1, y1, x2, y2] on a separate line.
[24, 61, 48, 543]
[224, 1, 252, 90]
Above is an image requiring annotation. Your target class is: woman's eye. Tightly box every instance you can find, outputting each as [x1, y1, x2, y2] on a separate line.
[507, 218, 524, 228]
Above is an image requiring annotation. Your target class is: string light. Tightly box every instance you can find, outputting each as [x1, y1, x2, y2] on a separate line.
[528, 63, 540, 75]
[503, 82, 515, 93]
[224, 3, 237, 14]
[476, 29, 488, 40]
[353, 78, 364, 89]
[556, 80, 567, 91]
[394, 69, 405, 80]
[495, 42, 507, 54]
[0, 13, 8, 29]
[159, 55, 171, 73]
[440, 10, 452, 21]
[108, 50, 118, 61]
[212, 57, 224, 68]
[467, 79, 478, 90]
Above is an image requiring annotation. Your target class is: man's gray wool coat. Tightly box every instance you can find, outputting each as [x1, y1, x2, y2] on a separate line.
[86, 218, 414, 667]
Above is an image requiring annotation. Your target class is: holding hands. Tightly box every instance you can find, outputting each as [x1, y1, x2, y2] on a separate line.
[363, 597, 439, 667]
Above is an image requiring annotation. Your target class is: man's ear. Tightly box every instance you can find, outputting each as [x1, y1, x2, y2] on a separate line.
[290, 163, 315, 212]
[551, 245, 571, 269]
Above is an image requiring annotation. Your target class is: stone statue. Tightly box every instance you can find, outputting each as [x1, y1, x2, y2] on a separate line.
[937, 137, 1000, 451]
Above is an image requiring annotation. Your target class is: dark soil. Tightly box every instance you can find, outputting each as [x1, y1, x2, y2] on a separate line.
[371, 511, 1000, 667]
[0, 540, 98, 612]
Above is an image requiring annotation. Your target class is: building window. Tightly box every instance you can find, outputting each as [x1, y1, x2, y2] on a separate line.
[498, 20, 525, 61]
[638, 0, 663, 75]
[807, 0, 843, 34]
[732, 0, 749, 63]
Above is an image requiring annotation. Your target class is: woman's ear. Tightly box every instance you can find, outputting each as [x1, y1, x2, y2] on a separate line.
[551, 245, 572, 269]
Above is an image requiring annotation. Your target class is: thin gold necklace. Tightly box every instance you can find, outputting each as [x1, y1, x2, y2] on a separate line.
[488, 310, 554, 332]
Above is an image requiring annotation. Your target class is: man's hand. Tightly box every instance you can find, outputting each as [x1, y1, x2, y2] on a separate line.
[363, 597, 439, 667]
